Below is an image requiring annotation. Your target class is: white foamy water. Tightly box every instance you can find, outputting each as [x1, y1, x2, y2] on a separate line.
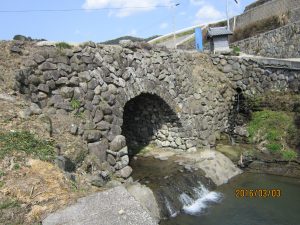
[182, 184, 223, 215]
[164, 197, 178, 217]
[179, 193, 194, 206]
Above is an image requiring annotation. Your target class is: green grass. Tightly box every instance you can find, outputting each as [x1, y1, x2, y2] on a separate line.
[0, 199, 19, 210]
[266, 143, 282, 153]
[55, 42, 72, 49]
[0, 181, 4, 188]
[248, 110, 298, 160]
[71, 98, 81, 111]
[282, 150, 298, 161]
[248, 110, 292, 141]
[13, 163, 20, 170]
[0, 131, 55, 161]
[232, 46, 241, 55]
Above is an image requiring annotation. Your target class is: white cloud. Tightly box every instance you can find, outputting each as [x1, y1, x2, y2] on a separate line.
[179, 11, 186, 16]
[160, 22, 169, 29]
[83, 0, 174, 17]
[195, 5, 225, 24]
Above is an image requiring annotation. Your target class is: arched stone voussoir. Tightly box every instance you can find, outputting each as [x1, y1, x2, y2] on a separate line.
[120, 79, 180, 116]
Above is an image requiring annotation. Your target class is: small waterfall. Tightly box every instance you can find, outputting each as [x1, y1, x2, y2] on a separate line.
[164, 197, 178, 217]
[149, 172, 221, 219]
[179, 193, 194, 206]
[183, 183, 223, 215]
[130, 156, 222, 219]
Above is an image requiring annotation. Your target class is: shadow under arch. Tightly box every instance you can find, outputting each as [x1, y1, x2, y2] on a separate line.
[121, 93, 183, 156]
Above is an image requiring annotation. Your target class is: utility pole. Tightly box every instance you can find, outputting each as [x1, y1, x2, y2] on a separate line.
[226, 0, 230, 30]
[172, 3, 180, 49]
[227, 0, 239, 31]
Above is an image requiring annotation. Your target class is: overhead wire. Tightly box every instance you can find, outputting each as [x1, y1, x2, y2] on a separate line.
[0, 5, 175, 13]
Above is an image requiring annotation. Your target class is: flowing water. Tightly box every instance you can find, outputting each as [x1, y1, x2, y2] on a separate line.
[130, 156, 219, 219]
[131, 156, 300, 225]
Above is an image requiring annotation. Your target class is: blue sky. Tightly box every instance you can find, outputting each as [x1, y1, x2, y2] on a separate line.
[1, 0, 255, 42]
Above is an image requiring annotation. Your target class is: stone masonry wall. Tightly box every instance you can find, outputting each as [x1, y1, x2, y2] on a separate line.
[14, 41, 235, 180]
[232, 21, 300, 58]
[122, 93, 183, 153]
[211, 55, 300, 96]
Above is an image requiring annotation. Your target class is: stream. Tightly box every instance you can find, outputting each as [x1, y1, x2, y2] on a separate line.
[130, 156, 300, 225]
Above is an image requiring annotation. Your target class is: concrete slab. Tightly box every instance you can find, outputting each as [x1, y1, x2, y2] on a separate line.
[43, 186, 157, 225]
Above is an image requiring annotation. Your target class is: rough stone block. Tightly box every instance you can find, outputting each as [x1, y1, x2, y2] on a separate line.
[88, 139, 108, 163]
[117, 166, 133, 178]
[84, 130, 102, 142]
[110, 135, 126, 152]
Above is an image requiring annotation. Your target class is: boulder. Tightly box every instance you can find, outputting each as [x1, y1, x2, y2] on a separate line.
[116, 166, 132, 178]
[30, 103, 42, 115]
[107, 154, 116, 166]
[69, 124, 78, 135]
[60, 87, 74, 99]
[55, 156, 76, 172]
[89, 174, 106, 187]
[119, 40, 135, 49]
[126, 183, 160, 223]
[110, 135, 126, 152]
[223, 64, 232, 73]
[88, 139, 108, 163]
[39, 62, 57, 71]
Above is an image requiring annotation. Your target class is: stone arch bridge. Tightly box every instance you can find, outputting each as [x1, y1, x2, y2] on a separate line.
[15, 40, 300, 178]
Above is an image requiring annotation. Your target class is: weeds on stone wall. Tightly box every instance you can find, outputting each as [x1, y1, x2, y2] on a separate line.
[55, 42, 72, 50]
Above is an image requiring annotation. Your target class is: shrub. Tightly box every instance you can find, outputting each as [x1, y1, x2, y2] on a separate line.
[55, 42, 72, 49]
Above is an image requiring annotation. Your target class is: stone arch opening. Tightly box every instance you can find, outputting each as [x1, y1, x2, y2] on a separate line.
[121, 93, 183, 156]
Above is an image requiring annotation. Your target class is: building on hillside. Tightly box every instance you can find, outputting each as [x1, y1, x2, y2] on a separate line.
[206, 27, 233, 53]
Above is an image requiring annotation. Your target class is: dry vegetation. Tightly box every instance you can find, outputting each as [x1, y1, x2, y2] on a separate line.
[230, 14, 289, 42]
[0, 41, 100, 224]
